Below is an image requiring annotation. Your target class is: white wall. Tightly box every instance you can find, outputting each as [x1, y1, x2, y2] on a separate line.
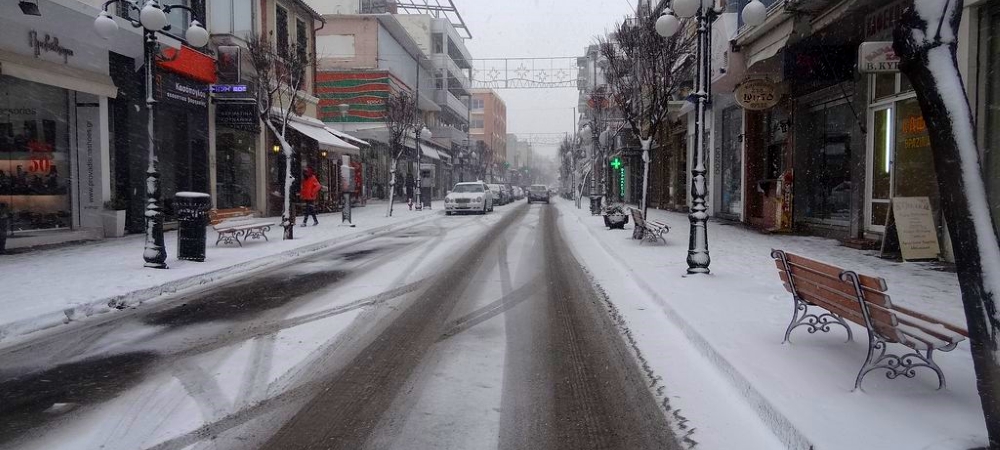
[376, 24, 432, 93]
[304, 0, 359, 15]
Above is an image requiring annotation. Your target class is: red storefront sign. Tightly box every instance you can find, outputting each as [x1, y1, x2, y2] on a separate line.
[158, 45, 217, 85]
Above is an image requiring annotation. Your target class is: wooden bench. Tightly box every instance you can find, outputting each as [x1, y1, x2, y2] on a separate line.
[629, 207, 669, 244]
[209, 207, 276, 247]
[771, 249, 968, 390]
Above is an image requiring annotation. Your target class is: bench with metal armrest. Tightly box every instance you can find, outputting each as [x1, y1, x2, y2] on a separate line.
[628, 207, 669, 244]
[209, 207, 276, 247]
[771, 249, 968, 390]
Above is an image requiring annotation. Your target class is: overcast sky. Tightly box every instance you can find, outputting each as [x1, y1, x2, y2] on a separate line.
[457, 0, 637, 159]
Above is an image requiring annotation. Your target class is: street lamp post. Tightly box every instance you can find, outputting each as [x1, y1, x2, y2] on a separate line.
[657, 0, 764, 275]
[95, 0, 209, 269]
[414, 126, 431, 210]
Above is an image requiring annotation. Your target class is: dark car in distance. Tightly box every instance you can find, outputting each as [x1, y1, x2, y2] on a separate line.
[527, 185, 549, 204]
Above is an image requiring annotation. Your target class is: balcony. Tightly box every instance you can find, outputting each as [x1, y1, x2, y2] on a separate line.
[435, 89, 469, 121]
[432, 54, 470, 93]
[429, 125, 468, 145]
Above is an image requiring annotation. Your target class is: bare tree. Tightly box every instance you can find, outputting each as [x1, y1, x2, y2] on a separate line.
[894, 1, 1000, 445]
[246, 31, 312, 240]
[600, 5, 694, 214]
[383, 91, 418, 216]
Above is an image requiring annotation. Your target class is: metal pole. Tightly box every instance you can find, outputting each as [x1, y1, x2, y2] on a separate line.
[414, 58, 422, 210]
[687, 6, 714, 275]
[143, 28, 167, 269]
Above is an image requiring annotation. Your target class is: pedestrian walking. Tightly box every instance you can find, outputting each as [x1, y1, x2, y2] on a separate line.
[300, 167, 322, 226]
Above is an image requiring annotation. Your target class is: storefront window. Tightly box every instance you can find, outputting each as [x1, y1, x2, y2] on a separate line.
[719, 106, 742, 218]
[894, 97, 938, 201]
[0, 76, 71, 231]
[870, 107, 892, 226]
[803, 101, 853, 223]
[216, 128, 257, 209]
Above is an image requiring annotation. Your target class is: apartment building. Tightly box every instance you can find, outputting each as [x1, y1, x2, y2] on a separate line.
[469, 88, 506, 182]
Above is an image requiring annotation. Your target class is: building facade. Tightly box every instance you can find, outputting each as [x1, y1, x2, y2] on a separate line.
[683, 0, 1000, 262]
[469, 88, 506, 182]
[0, 0, 138, 247]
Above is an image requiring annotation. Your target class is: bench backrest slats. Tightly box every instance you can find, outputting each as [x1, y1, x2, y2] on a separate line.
[209, 207, 254, 225]
[629, 208, 647, 228]
[783, 253, 888, 292]
[774, 250, 906, 343]
[774, 259, 892, 308]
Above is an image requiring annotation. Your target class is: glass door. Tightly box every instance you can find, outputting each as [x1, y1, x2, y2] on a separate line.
[866, 105, 893, 231]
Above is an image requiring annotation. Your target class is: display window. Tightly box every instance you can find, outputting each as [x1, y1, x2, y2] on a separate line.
[215, 127, 258, 210]
[0, 76, 71, 231]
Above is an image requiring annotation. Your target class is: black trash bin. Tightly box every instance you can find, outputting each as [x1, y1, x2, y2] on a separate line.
[174, 192, 211, 262]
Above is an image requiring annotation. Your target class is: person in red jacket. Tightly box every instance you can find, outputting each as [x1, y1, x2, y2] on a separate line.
[300, 167, 322, 226]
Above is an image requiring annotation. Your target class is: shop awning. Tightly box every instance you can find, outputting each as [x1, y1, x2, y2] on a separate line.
[287, 120, 359, 153]
[325, 127, 370, 147]
[421, 146, 441, 161]
[745, 17, 794, 69]
[0, 49, 117, 98]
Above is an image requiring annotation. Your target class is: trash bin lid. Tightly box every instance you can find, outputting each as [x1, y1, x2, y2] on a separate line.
[175, 192, 211, 198]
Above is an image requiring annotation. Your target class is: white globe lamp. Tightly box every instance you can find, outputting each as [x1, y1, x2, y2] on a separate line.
[671, 0, 698, 18]
[742, 0, 767, 28]
[94, 11, 119, 40]
[185, 20, 209, 47]
[139, 1, 168, 31]
[655, 10, 681, 38]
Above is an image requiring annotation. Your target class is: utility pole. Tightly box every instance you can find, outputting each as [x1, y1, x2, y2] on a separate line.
[414, 56, 423, 211]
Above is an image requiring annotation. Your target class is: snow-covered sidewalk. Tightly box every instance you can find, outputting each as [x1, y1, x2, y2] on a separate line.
[0, 201, 442, 345]
[555, 199, 986, 449]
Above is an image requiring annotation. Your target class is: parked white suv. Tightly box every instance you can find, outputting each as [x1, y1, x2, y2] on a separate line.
[445, 182, 494, 215]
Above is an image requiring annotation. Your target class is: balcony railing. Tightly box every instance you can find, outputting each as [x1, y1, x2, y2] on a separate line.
[433, 54, 470, 92]
[435, 89, 469, 120]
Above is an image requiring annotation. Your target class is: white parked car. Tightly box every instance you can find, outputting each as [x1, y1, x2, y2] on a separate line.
[445, 181, 494, 215]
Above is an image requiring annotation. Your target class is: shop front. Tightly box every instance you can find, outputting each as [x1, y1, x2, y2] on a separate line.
[213, 85, 260, 211]
[1, 1, 122, 244]
[265, 113, 358, 217]
[152, 70, 211, 223]
[784, 36, 864, 240]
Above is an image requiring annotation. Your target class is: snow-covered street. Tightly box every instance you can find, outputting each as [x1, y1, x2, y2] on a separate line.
[0, 201, 679, 450]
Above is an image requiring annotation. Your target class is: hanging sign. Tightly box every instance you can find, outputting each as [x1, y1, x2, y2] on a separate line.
[891, 197, 941, 260]
[858, 41, 900, 73]
[735, 79, 779, 110]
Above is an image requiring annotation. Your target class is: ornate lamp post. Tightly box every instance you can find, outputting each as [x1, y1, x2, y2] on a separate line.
[95, 0, 209, 269]
[657, 0, 765, 274]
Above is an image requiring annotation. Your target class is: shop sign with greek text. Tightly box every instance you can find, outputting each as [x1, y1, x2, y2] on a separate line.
[858, 41, 899, 73]
[735, 79, 779, 110]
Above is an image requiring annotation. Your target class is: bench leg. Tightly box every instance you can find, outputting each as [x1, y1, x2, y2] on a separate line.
[783, 296, 854, 344]
[854, 340, 947, 391]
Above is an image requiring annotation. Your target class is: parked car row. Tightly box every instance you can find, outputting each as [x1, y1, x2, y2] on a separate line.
[444, 181, 552, 215]
[444, 181, 494, 215]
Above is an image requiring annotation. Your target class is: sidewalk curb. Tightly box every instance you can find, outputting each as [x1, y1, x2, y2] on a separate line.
[557, 203, 812, 450]
[0, 212, 442, 345]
